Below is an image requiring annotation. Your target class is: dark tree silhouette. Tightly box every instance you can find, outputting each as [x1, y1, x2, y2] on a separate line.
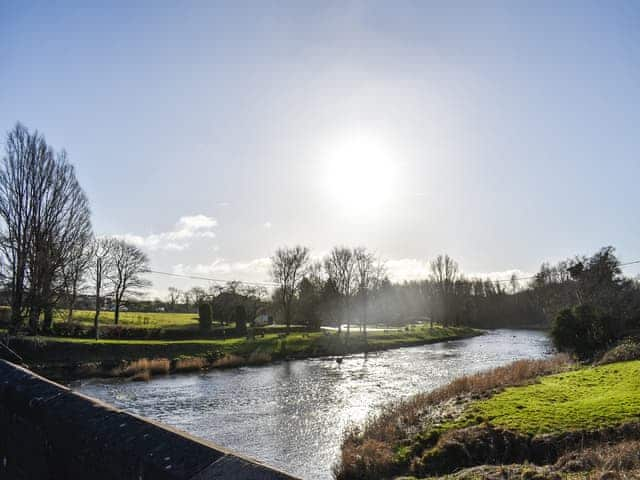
[271, 246, 310, 333]
[107, 239, 150, 325]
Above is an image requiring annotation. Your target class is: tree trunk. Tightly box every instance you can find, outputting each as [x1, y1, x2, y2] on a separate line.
[94, 303, 100, 341]
[43, 306, 54, 331]
[114, 298, 120, 325]
[10, 264, 25, 329]
[285, 303, 291, 333]
[28, 307, 40, 335]
[68, 283, 77, 322]
[363, 298, 368, 350]
[94, 258, 101, 340]
[344, 298, 350, 337]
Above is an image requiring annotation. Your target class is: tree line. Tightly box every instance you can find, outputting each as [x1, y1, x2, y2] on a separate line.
[268, 245, 640, 341]
[0, 124, 151, 336]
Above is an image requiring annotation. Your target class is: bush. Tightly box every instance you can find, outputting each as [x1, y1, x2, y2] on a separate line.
[198, 303, 212, 331]
[598, 338, 640, 365]
[0, 306, 11, 325]
[233, 305, 247, 336]
[551, 304, 616, 358]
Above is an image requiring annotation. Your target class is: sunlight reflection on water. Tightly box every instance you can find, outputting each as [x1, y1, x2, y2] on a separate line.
[74, 329, 552, 480]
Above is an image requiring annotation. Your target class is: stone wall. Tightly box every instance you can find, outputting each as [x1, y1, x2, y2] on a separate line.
[0, 360, 300, 479]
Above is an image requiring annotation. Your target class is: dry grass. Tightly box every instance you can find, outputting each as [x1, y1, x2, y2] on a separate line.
[333, 439, 394, 480]
[131, 370, 150, 382]
[556, 440, 640, 475]
[121, 358, 151, 377]
[247, 351, 272, 365]
[174, 357, 207, 372]
[116, 357, 170, 378]
[147, 358, 170, 374]
[211, 354, 245, 368]
[335, 354, 573, 480]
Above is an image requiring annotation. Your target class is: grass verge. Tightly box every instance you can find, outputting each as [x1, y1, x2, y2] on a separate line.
[7, 324, 481, 380]
[456, 360, 640, 435]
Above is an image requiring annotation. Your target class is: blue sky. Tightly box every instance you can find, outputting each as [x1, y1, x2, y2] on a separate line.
[2, 1, 639, 296]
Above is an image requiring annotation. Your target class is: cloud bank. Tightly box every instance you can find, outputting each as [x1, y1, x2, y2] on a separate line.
[116, 214, 217, 251]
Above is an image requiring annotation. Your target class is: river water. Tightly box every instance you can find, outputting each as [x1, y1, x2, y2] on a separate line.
[74, 329, 552, 480]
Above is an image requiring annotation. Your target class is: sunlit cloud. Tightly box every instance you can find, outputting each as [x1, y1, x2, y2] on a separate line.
[115, 214, 217, 251]
[173, 257, 271, 283]
[385, 259, 533, 284]
[169, 255, 534, 290]
[385, 258, 431, 282]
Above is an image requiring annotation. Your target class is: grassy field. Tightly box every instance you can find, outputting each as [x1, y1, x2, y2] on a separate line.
[60, 309, 201, 329]
[456, 359, 640, 435]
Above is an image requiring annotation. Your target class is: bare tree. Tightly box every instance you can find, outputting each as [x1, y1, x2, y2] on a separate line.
[354, 247, 386, 343]
[0, 124, 92, 333]
[188, 286, 207, 305]
[430, 254, 459, 326]
[324, 247, 357, 335]
[509, 273, 519, 295]
[107, 239, 151, 325]
[271, 245, 310, 333]
[0, 126, 31, 329]
[91, 237, 114, 339]
[183, 290, 192, 311]
[62, 232, 94, 322]
[167, 286, 182, 311]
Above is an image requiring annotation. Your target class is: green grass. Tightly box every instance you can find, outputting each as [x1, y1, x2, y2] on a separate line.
[62, 309, 200, 329]
[457, 360, 640, 435]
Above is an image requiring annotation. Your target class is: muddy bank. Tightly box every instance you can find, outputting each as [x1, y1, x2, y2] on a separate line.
[414, 422, 640, 476]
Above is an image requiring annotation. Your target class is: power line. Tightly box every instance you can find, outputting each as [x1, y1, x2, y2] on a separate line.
[621, 260, 640, 267]
[492, 259, 640, 284]
[147, 259, 640, 289]
[146, 269, 278, 287]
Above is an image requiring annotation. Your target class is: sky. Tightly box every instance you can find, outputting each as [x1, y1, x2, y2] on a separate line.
[2, 1, 639, 298]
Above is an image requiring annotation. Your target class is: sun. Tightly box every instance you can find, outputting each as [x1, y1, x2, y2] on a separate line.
[322, 134, 397, 212]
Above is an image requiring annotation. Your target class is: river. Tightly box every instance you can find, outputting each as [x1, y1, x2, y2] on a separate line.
[74, 329, 552, 480]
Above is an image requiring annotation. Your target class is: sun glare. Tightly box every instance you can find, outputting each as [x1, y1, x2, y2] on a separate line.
[323, 134, 397, 212]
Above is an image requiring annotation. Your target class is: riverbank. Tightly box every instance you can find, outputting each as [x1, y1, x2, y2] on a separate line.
[335, 349, 640, 479]
[7, 324, 482, 381]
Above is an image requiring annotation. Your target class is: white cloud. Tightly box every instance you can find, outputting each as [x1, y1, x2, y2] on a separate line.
[385, 259, 533, 284]
[173, 257, 272, 283]
[115, 214, 217, 251]
[263, 221, 272, 229]
[169, 253, 533, 291]
[385, 258, 431, 282]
